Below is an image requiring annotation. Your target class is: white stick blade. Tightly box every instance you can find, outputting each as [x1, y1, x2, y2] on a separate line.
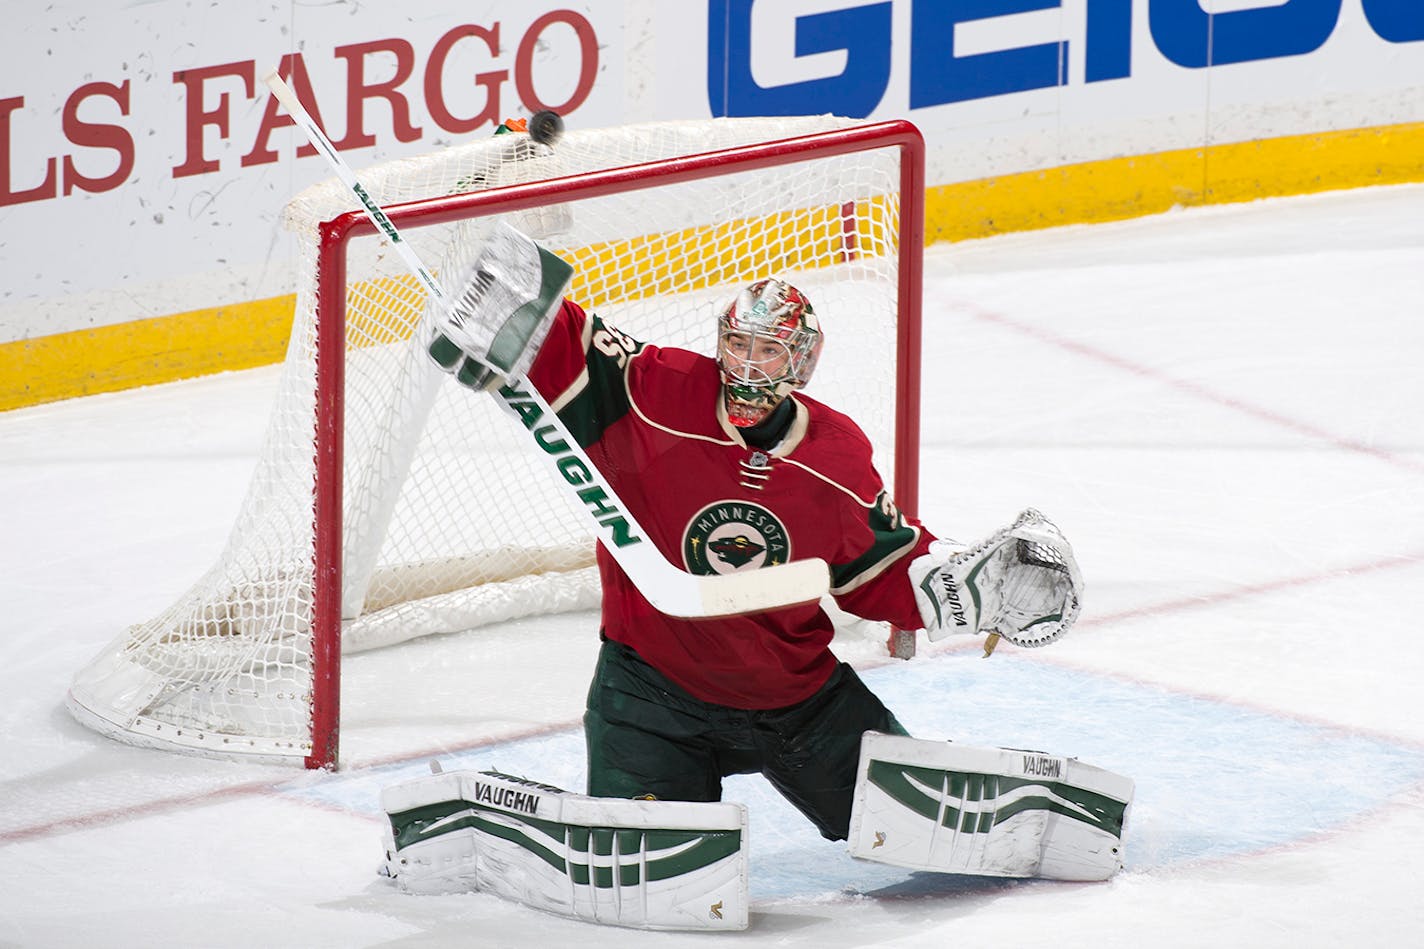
[689, 557, 830, 617]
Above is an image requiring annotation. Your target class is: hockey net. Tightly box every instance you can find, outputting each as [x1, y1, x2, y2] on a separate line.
[67, 116, 924, 767]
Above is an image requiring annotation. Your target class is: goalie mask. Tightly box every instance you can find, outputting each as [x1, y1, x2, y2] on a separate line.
[717, 279, 823, 428]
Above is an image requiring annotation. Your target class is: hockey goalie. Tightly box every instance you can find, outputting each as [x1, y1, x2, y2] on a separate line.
[246, 76, 1135, 931]
[379, 223, 1132, 929]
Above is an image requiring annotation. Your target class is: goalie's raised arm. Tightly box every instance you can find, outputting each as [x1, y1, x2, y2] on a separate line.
[425, 222, 574, 391]
[909, 508, 1084, 652]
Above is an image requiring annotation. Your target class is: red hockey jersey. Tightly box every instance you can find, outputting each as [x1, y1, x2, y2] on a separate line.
[525, 300, 934, 708]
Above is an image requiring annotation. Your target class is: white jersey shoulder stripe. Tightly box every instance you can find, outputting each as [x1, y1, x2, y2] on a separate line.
[545, 310, 596, 415]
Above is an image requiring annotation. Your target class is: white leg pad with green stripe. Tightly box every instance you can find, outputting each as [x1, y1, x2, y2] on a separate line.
[848, 733, 1133, 881]
[380, 769, 749, 931]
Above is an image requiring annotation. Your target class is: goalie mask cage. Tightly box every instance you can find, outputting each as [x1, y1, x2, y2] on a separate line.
[67, 116, 925, 768]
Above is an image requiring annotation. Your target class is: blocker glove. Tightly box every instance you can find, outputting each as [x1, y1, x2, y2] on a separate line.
[426, 222, 574, 391]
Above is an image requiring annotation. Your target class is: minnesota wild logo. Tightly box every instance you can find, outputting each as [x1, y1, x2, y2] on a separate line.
[683, 500, 791, 575]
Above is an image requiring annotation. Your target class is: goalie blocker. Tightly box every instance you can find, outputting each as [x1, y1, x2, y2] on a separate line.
[849, 733, 1133, 881]
[380, 768, 749, 931]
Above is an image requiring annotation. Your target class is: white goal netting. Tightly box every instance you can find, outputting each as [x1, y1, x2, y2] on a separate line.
[67, 116, 919, 765]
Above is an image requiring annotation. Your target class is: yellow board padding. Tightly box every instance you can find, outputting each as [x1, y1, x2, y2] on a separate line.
[3, 121, 1421, 413]
[0, 295, 296, 413]
[561, 199, 891, 304]
[927, 120, 1424, 243]
[336, 200, 892, 348]
[347, 275, 431, 347]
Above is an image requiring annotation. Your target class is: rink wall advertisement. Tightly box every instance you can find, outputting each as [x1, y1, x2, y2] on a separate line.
[2, 0, 1422, 409]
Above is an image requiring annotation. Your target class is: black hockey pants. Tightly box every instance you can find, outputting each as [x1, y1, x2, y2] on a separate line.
[584, 638, 907, 841]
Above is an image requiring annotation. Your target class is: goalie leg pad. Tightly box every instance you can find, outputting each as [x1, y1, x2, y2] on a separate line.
[847, 733, 1133, 882]
[381, 769, 749, 931]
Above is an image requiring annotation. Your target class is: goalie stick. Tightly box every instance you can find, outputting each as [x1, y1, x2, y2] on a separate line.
[262, 70, 830, 618]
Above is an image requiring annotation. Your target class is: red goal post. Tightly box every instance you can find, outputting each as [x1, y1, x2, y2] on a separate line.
[68, 117, 925, 769]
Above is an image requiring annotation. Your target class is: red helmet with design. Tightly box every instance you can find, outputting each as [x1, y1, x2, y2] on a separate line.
[716, 279, 823, 427]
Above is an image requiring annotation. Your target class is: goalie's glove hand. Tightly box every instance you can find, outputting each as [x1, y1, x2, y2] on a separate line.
[909, 509, 1083, 649]
[425, 222, 574, 391]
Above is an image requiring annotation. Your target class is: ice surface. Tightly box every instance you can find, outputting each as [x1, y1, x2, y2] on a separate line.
[3, 185, 1422, 948]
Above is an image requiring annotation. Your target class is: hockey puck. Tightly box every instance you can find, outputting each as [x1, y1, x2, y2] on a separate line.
[529, 110, 564, 146]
